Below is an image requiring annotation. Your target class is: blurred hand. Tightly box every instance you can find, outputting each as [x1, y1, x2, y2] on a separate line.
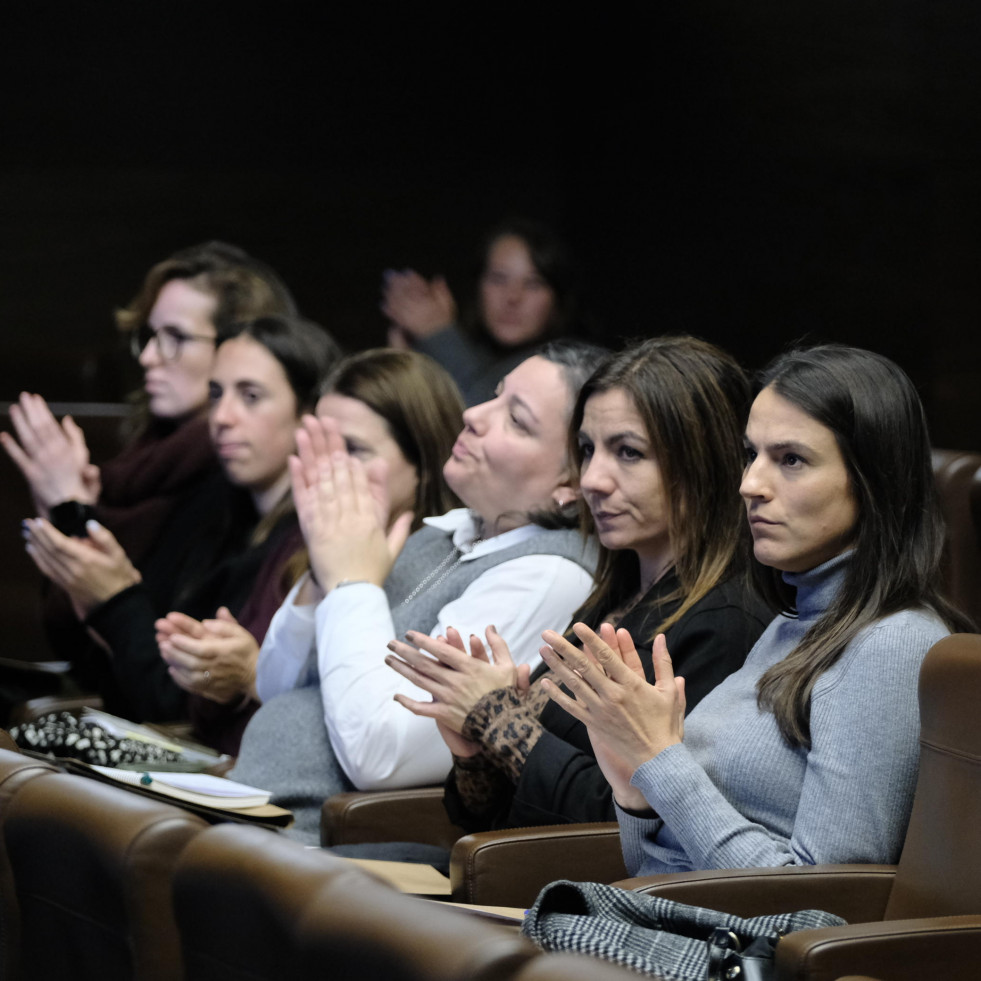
[1, 392, 99, 516]
[24, 517, 141, 619]
[157, 607, 259, 704]
[381, 269, 457, 340]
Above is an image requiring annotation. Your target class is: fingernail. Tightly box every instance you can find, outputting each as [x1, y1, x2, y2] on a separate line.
[85, 519, 102, 533]
[387, 641, 397, 652]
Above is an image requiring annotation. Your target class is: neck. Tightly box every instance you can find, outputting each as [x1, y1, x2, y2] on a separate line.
[251, 470, 291, 517]
[473, 511, 528, 540]
[636, 550, 675, 594]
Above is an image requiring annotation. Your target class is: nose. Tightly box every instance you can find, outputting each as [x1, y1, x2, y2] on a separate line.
[461, 398, 491, 435]
[579, 452, 614, 499]
[210, 392, 237, 429]
[739, 455, 769, 502]
[138, 334, 161, 368]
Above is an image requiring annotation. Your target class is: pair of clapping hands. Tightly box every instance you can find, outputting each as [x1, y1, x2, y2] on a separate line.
[6, 394, 140, 623]
[161, 413, 416, 704]
[386, 622, 687, 811]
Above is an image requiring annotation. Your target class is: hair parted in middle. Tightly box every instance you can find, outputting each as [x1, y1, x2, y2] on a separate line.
[569, 334, 754, 645]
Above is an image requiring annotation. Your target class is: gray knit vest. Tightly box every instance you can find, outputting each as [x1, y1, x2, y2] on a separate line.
[230, 521, 596, 841]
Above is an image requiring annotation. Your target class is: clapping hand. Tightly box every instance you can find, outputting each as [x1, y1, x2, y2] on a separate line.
[539, 624, 685, 810]
[289, 415, 413, 592]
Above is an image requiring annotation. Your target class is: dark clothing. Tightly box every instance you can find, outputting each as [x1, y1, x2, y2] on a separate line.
[41, 415, 224, 673]
[187, 520, 304, 755]
[412, 325, 539, 406]
[84, 488, 297, 726]
[443, 575, 771, 831]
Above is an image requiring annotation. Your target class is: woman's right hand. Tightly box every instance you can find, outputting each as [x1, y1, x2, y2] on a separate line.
[380, 269, 457, 340]
[386, 625, 532, 733]
[1, 392, 99, 516]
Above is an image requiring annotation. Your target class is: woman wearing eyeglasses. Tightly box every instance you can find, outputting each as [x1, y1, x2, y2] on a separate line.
[2, 242, 300, 715]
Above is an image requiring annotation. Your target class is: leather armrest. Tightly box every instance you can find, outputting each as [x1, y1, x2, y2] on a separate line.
[775, 914, 981, 980]
[613, 864, 897, 924]
[450, 822, 626, 908]
[322, 787, 465, 849]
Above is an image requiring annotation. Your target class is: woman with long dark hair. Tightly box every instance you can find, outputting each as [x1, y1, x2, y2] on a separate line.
[541, 344, 973, 873]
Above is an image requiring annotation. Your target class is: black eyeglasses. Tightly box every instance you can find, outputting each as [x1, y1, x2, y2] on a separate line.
[130, 323, 216, 362]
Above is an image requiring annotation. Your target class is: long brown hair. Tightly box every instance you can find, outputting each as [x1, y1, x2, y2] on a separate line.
[570, 336, 753, 645]
[752, 345, 974, 748]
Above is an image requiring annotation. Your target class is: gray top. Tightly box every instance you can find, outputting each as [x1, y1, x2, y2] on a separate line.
[619, 552, 950, 874]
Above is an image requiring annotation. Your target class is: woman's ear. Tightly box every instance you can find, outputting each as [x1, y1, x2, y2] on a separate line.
[551, 481, 580, 509]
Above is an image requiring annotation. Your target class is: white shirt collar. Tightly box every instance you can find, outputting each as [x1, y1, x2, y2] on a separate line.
[423, 508, 546, 560]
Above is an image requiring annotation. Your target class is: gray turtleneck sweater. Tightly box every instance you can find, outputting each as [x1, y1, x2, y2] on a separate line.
[618, 552, 950, 875]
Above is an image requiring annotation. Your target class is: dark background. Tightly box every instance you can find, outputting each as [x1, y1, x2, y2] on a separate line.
[2, 3, 980, 448]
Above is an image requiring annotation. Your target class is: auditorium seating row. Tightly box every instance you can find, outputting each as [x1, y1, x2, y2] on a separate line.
[0, 738, 641, 981]
[1, 632, 980, 980]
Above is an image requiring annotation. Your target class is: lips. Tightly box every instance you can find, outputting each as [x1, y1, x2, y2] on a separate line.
[451, 436, 474, 461]
[216, 442, 249, 459]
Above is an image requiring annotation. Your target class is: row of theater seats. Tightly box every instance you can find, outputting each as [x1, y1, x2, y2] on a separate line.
[0, 741, 639, 981]
[3, 632, 981, 980]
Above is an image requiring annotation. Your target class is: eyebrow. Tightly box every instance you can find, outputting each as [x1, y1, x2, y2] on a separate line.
[744, 436, 816, 455]
[580, 427, 648, 445]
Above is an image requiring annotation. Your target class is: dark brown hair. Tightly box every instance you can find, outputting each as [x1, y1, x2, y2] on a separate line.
[570, 335, 753, 645]
[752, 344, 974, 748]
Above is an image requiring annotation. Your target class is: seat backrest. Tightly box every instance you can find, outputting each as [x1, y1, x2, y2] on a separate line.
[295, 872, 537, 981]
[0, 747, 59, 981]
[3, 771, 207, 981]
[885, 633, 981, 919]
[174, 822, 367, 981]
[174, 822, 535, 981]
[932, 449, 981, 627]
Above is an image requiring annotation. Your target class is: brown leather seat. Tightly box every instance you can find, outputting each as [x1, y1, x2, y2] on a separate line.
[611, 632, 981, 980]
[0, 746, 59, 980]
[175, 822, 536, 981]
[174, 823, 370, 980]
[3, 771, 207, 981]
[323, 785, 463, 848]
[932, 449, 981, 626]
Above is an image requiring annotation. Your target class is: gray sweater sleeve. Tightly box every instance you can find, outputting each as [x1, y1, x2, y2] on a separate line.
[619, 611, 948, 874]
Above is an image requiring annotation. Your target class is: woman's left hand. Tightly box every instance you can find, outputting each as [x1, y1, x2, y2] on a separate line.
[539, 623, 685, 807]
[386, 625, 532, 733]
[23, 517, 141, 619]
[290, 415, 413, 592]
[156, 607, 259, 704]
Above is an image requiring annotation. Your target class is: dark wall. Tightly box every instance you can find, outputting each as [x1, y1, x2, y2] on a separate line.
[3, 3, 979, 447]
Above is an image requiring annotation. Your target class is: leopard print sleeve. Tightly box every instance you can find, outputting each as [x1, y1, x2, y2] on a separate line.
[460, 679, 551, 784]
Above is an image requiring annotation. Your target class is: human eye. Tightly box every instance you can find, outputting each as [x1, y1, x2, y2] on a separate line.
[208, 382, 222, 404]
[509, 411, 530, 433]
[617, 444, 644, 462]
[577, 435, 594, 460]
[781, 452, 804, 469]
[344, 438, 372, 460]
[161, 325, 190, 345]
[240, 385, 264, 406]
[743, 443, 757, 466]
